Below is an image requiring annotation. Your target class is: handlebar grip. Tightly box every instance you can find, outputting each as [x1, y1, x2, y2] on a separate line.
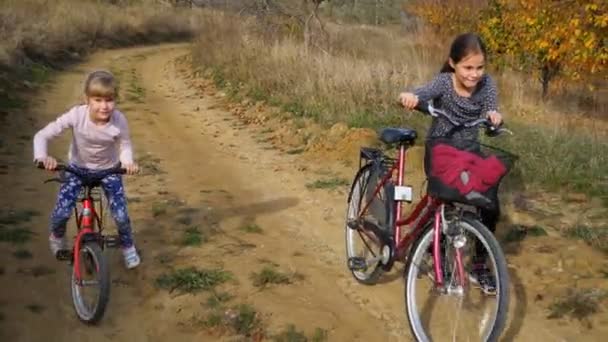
[414, 100, 430, 114]
[36, 161, 66, 171]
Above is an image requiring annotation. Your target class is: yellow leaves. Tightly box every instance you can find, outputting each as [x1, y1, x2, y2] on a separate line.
[584, 3, 598, 12]
[570, 18, 581, 27]
[409, 0, 606, 80]
[595, 14, 608, 28]
[584, 35, 596, 49]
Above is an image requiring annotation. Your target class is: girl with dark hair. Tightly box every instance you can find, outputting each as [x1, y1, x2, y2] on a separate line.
[398, 33, 504, 294]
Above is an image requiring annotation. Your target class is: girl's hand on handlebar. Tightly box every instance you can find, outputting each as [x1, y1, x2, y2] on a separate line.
[37, 156, 58, 171]
[487, 111, 503, 127]
[399, 92, 419, 110]
[123, 163, 139, 175]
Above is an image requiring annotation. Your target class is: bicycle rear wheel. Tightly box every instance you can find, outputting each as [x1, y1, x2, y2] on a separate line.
[71, 241, 110, 324]
[345, 163, 393, 285]
[404, 216, 509, 341]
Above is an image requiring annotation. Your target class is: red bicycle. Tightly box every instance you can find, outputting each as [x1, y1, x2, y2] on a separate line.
[38, 162, 125, 324]
[345, 102, 514, 341]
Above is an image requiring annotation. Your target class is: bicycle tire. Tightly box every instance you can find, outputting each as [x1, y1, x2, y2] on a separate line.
[71, 241, 110, 324]
[403, 215, 509, 341]
[345, 163, 394, 285]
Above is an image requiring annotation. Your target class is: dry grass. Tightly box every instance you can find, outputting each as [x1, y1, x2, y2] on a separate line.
[191, 12, 608, 205]
[0, 0, 201, 105]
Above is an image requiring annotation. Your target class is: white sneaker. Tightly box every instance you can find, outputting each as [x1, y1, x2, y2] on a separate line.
[122, 245, 141, 269]
[49, 233, 68, 256]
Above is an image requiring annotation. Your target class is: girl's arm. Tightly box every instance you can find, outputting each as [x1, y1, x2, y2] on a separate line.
[481, 75, 499, 114]
[480, 75, 502, 126]
[33, 108, 76, 161]
[115, 111, 137, 174]
[412, 73, 449, 103]
[399, 73, 448, 110]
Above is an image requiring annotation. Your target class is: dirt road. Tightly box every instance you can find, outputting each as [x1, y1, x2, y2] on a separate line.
[0, 44, 605, 341]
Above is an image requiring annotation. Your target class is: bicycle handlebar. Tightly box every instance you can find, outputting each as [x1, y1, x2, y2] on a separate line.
[36, 162, 127, 175]
[414, 101, 513, 136]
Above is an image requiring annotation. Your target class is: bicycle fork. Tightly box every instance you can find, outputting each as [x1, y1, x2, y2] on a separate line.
[433, 204, 467, 292]
[72, 199, 97, 285]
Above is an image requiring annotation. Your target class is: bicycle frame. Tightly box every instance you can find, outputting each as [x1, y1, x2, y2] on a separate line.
[72, 186, 103, 284]
[358, 143, 463, 288]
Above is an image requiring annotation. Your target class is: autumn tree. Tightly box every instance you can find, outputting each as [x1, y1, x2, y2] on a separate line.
[405, 0, 608, 98]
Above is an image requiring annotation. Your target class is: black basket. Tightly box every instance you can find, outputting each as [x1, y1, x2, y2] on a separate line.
[424, 138, 517, 210]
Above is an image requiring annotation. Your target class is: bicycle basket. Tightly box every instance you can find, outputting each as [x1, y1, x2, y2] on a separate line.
[424, 138, 517, 210]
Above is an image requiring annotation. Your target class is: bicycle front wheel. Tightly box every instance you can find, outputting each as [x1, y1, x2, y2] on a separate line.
[71, 241, 110, 324]
[404, 216, 509, 341]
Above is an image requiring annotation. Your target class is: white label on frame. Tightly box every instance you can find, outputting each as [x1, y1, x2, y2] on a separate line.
[394, 186, 413, 202]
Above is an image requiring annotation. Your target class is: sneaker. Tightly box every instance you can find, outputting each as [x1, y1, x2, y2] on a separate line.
[469, 265, 497, 295]
[122, 245, 141, 269]
[49, 233, 68, 257]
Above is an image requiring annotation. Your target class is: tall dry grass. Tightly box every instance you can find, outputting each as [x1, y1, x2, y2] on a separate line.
[0, 0, 200, 104]
[192, 12, 608, 205]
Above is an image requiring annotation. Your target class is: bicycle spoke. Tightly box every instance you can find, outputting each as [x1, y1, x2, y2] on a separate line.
[356, 229, 378, 258]
[405, 217, 507, 341]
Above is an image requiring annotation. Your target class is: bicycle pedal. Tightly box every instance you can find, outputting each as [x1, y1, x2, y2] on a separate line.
[347, 257, 368, 271]
[55, 249, 73, 261]
[104, 235, 120, 248]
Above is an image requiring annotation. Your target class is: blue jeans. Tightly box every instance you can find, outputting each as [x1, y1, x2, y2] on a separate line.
[50, 164, 134, 248]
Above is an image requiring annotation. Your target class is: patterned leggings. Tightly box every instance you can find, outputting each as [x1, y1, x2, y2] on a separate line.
[50, 164, 134, 248]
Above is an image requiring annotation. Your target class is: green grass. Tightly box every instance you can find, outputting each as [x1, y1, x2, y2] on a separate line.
[154, 252, 174, 264]
[126, 69, 146, 103]
[155, 267, 232, 293]
[286, 147, 305, 155]
[202, 303, 263, 337]
[503, 224, 547, 244]
[311, 328, 329, 342]
[25, 304, 45, 314]
[0, 209, 40, 225]
[490, 122, 608, 206]
[181, 226, 206, 246]
[240, 223, 264, 234]
[250, 266, 304, 289]
[0, 227, 35, 245]
[151, 202, 168, 217]
[305, 177, 350, 190]
[205, 291, 234, 309]
[203, 312, 223, 327]
[13, 249, 33, 259]
[0, 94, 26, 110]
[564, 225, 608, 253]
[230, 304, 262, 336]
[272, 325, 329, 342]
[548, 288, 607, 321]
[273, 325, 307, 342]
